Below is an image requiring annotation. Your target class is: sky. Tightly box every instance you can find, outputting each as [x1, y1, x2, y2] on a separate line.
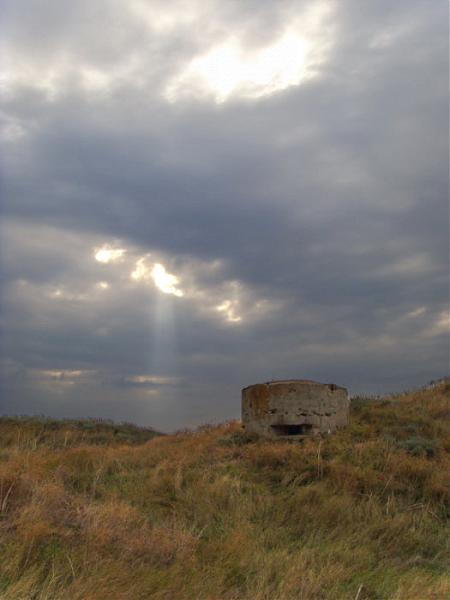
[0, 0, 448, 431]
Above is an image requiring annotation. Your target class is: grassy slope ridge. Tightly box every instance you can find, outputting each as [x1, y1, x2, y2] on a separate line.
[0, 417, 162, 449]
[0, 384, 449, 600]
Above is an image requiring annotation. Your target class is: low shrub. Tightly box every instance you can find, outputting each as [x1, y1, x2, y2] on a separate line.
[398, 436, 439, 458]
[218, 429, 260, 446]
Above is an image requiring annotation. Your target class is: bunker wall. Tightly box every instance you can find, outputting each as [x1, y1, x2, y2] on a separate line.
[242, 380, 349, 437]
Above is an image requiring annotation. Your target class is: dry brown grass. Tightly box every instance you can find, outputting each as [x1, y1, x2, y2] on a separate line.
[0, 383, 449, 599]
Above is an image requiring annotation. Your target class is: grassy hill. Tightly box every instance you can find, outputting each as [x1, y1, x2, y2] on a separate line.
[0, 383, 449, 600]
[0, 416, 161, 450]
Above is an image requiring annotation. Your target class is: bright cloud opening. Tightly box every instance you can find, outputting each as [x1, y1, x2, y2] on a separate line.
[428, 310, 450, 337]
[130, 257, 184, 297]
[94, 245, 126, 263]
[126, 375, 177, 385]
[166, 32, 311, 103]
[407, 306, 426, 318]
[34, 369, 94, 385]
[151, 263, 184, 297]
[131, 257, 149, 281]
[216, 299, 242, 323]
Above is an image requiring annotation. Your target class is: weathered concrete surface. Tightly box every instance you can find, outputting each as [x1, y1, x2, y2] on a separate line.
[242, 380, 349, 437]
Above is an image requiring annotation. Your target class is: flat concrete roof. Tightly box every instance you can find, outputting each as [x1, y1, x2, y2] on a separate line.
[242, 379, 347, 392]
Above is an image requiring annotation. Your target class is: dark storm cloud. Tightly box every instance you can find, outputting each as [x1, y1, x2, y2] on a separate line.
[1, 0, 448, 430]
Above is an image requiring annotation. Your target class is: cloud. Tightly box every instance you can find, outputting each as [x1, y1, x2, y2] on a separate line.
[0, 0, 448, 430]
[94, 245, 126, 264]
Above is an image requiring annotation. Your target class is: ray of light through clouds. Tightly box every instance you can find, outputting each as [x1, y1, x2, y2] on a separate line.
[0, 0, 448, 430]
